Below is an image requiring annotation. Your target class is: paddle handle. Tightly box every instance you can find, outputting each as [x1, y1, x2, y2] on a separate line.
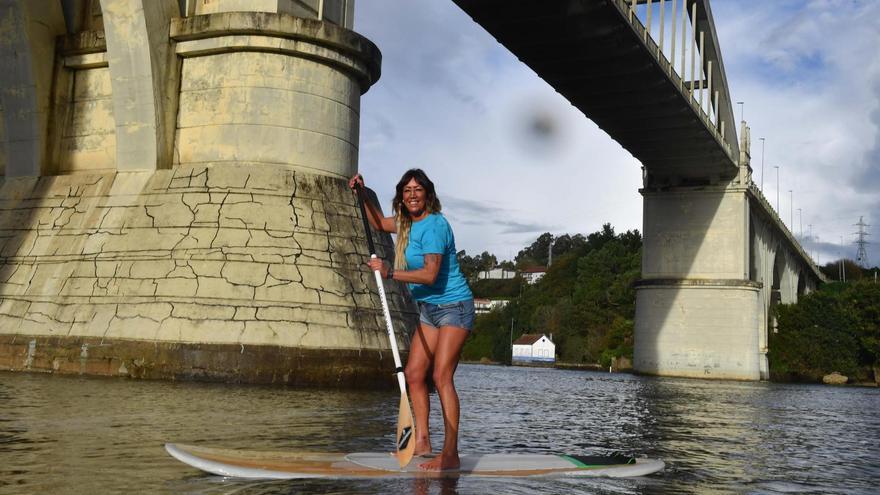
[371, 260, 407, 394]
[355, 185, 407, 394]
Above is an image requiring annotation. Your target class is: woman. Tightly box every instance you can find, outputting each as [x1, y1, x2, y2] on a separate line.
[350, 169, 474, 472]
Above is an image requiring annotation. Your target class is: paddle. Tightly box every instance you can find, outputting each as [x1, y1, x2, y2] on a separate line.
[354, 184, 416, 469]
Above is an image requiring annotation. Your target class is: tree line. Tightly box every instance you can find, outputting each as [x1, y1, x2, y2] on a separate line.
[458, 225, 879, 381]
[458, 224, 641, 366]
[770, 279, 879, 383]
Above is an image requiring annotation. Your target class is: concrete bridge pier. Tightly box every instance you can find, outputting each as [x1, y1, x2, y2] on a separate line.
[634, 123, 821, 381]
[0, 0, 421, 387]
[634, 184, 762, 381]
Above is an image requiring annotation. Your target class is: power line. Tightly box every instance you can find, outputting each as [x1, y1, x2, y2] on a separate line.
[854, 216, 870, 268]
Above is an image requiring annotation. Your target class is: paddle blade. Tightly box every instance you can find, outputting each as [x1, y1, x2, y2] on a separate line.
[396, 392, 416, 468]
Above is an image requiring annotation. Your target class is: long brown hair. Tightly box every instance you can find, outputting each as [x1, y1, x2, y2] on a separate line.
[392, 169, 442, 269]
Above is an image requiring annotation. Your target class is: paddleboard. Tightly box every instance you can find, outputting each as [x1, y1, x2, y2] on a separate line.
[165, 443, 664, 479]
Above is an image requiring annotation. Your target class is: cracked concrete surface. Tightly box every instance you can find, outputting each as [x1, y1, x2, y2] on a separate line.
[0, 165, 419, 386]
[0, 4, 393, 386]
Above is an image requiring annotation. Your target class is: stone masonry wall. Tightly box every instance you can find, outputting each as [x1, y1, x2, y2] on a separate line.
[0, 164, 419, 386]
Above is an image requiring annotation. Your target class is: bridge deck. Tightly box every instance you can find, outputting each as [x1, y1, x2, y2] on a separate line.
[453, 0, 738, 183]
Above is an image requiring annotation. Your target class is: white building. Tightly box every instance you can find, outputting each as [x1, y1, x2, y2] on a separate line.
[477, 268, 517, 280]
[520, 266, 547, 284]
[473, 298, 509, 314]
[512, 334, 555, 364]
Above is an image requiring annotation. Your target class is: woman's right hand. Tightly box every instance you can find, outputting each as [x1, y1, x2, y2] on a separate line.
[348, 174, 364, 191]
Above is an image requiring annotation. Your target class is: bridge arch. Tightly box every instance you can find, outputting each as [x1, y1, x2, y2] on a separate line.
[797, 271, 806, 297]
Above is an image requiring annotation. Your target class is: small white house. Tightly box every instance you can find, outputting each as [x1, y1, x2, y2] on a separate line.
[520, 266, 547, 285]
[477, 268, 517, 280]
[512, 333, 555, 364]
[473, 298, 509, 314]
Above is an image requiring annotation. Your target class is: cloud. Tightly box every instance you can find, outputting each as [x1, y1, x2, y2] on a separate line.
[441, 195, 508, 216]
[354, 0, 877, 265]
[715, 0, 880, 266]
[355, 1, 496, 112]
[495, 220, 556, 235]
[852, 79, 880, 193]
[442, 196, 556, 235]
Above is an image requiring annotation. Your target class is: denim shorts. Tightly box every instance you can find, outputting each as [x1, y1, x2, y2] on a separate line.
[417, 299, 475, 332]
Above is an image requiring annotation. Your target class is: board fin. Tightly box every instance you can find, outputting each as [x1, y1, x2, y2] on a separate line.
[561, 453, 636, 467]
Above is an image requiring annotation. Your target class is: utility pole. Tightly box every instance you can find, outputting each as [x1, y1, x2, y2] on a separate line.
[808, 224, 814, 261]
[509, 317, 515, 365]
[548, 236, 555, 267]
[797, 208, 802, 238]
[854, 216, 871, 268]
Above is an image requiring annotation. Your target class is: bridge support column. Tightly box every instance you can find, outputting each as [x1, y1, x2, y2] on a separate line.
[634, 186, 762, 380]
[0, 0, 67, 176]
[99, 0, 180, 170]
[0, 4, 421, 388]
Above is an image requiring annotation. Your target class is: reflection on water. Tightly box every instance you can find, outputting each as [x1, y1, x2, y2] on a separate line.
[0, 365, 877, 494]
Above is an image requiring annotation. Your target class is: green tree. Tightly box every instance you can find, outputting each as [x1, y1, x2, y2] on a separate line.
[507, 224, 640, 364]
[498, 260, 516, 271]
[515, 232, 554, 268]
[515, 232, 590, 268]
[457, 250, 499, 282]
[462, 224, 642, 366]
[769, 280, 880, 382]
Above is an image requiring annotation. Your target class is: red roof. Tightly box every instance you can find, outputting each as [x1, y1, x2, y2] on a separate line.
[512, 334, 547, 345]
[521, 266, 547, 274]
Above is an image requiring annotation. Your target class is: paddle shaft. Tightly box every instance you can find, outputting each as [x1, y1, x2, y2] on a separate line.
[355, 186, 407, 394]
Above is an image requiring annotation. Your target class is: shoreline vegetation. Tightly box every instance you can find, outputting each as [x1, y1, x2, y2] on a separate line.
[460, 225, 639, 372]
[461, 359, 609, 372]
[459, 224, 880, 386]
[770, 279, 879, 386]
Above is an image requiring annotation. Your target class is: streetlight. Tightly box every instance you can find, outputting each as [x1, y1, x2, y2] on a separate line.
[788, 190, 793, 230]
[774, 165, 780, 212]
[797, 208, 802, 238]
[759, 137, 766, 191]
[736, 101, 744, 122]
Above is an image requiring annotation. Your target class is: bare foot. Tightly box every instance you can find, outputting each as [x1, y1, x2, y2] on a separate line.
[418, 452, 460, 471]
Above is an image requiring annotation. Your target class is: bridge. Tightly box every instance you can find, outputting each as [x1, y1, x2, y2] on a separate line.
[0, 0, 823, 383]
[452, 0, 825, 379]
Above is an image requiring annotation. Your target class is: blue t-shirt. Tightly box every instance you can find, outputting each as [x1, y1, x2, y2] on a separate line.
[404, 213, 473, 304]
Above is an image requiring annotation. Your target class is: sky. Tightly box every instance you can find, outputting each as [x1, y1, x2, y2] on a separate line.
[353, 0, 880, 267]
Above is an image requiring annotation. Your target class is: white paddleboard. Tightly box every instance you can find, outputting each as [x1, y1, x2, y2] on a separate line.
[165, 443, 664, 479]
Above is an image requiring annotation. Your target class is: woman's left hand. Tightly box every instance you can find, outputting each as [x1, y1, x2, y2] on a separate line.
[367, 257, 388, 278]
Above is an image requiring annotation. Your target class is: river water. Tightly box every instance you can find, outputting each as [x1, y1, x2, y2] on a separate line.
[1, 364, 877, 494]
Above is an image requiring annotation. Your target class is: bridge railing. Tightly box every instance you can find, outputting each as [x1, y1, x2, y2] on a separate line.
[615, 0, 737, 161]
[748, 182, 827, 282]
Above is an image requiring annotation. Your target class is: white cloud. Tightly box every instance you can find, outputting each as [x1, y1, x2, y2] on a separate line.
[355, 0, 879, 267]
[714, 0, 880, 267]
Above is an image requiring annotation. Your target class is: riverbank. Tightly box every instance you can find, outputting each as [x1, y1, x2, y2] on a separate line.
[462, 359, 627, 373]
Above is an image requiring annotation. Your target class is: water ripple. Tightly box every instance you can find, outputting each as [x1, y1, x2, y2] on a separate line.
[0, 366, 878, 494]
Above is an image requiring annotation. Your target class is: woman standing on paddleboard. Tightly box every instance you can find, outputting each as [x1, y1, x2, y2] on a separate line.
[350, 169, 474, 472]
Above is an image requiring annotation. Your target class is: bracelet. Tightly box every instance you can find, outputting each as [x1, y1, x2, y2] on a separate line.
[386, 268, 394, 280]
